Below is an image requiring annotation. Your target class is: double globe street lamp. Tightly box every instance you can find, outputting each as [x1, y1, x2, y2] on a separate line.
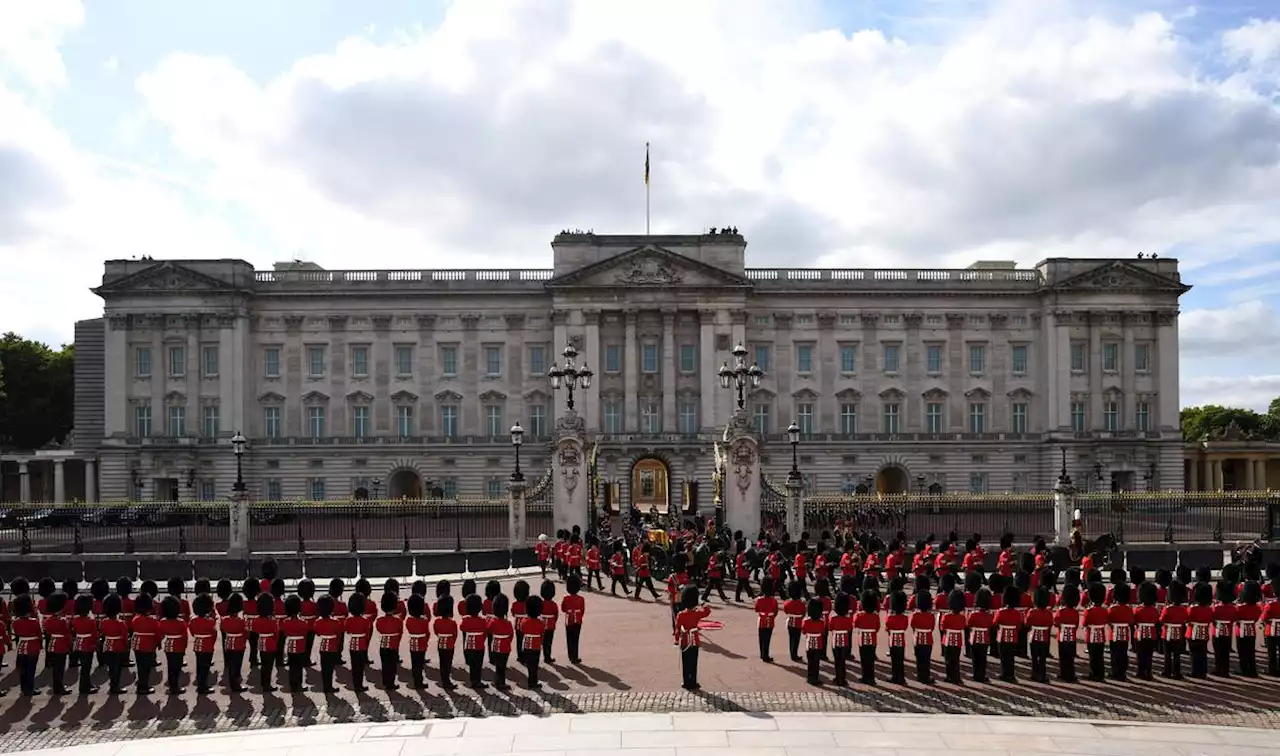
[718, 343, 763, 410]
[548, 344, 593, 411]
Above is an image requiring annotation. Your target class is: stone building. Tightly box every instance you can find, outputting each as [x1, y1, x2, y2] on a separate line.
[67, 231, 1191, 508]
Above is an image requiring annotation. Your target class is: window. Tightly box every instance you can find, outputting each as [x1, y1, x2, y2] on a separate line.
[925, 345, 942, 374]
[883, 403, 900, 434]
[264, 348, 280, 378]
[839, 345, 857, 373]
[484, 346, 502, 376]
[388, 404, 411, 437]
[605, 344, 621, 373]
[199, 481, 216, 502]
[441, 405, 458, 438]
[441, 479, 458, 499]
[486, 404, 503, 436]
[1135, 343, 1151, 372]
[969, 472, 988, 494]
[968, 402, 986, 434]
[1012, 315, 1027, 327]
[353, 406, 371, 437]
[604, 401, 622, 433]
[796, 314, 813, 325]
[1070, 342, 1087, 372]
[202, 346, 219, 377]
[754, 345, 770, 372]
[796, 403, 814, 434]
[309, 478, 326, 501]
[1011, 402, 1028, 434]
[307, 406, 326, 437]
[136, 347, 152, 378]
[264, 407, 281, 438]
[530, 404, 547, 437]
[678, 402, 698, 434]
[202, 405, 220, 437]
[395, 345, 413, 376]
[308, 346, 325, 377]
[968, 344, 986, 374]
[752, 403, 770, 434]
[678, 344, 697, 373]
[1103, 400, 1119, 431]
[757, 315, 772, 325]
[1012, 471, 1028, 493]
[1071, 401, 1087, 432]
[925, 402, 944, 434]
[641, 344, 658, 373]
[969, 315, 985, 327]
[1011, 345, 1028, 375]
[1135, 402, 1150, 431]
[487, 478, 503, 499]
[641, 402, 660, 433]
[440, 346, 458, 376]
[1102, 343, 1119, 372]
[529, 346, 546, 376]
[840, 404, 858, 434]
[266, 479, 282, 501]
[134, 405, 152, 437]
[796, 344, 813, 373]
[167, 405, 186, 437]
[883, 344, 900, 373]
[168, 346, 186, 377]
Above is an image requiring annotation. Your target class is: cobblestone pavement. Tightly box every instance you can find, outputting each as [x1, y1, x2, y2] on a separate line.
[0, 584, 1277, 752]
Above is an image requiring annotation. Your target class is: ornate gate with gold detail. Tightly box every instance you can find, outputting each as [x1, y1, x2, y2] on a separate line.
[630, 457, 670, 515]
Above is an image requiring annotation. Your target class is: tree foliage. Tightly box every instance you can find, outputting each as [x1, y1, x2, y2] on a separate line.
[0, 333, 74, 450]
[1181, 403, 1280, 442]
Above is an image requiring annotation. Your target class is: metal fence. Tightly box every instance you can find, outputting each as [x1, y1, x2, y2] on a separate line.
[0, 502, 230, 555]
[1074, 491, 1276, 544]
[799, 492, 1058, 543]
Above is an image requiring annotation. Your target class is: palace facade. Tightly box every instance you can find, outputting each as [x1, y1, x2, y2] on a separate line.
[63, 231, 1191, 507]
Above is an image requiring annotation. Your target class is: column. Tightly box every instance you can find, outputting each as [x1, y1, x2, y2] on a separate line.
[186, 319, 201, 435]
[722, 436, 762, 536]
[1088, 312, 1103, 429]
[699, 309, 717, 432]
[508, 477, 527, 549]
[85, 460, 97, 504]
[1257, 459, 1269, 490]
[504, 314, 526, 430]
[1053, 479, 1075, 544]
[624, 310, 638, 431]
[105, 316, 129, 436]
[1212, 459, 1224, 491]
[218, 316, 237, 436]
[1245, 458, 1256, 491]
[661, 310, 676, 432]
[1203, 458, 1213, 491]
[18, 462, 30, 503]
[552, 435, 589, 532]
[1156, 312, 1179, 430]
[54, 460, 66, 503]
[151, 318, 165, 432]
[584, 310, 601, 431]
[1122, 315, 1136, 430]
[1188, 458, 1198, 491]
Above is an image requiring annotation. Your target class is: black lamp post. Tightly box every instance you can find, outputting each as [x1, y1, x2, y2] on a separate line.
[718, 343, 764, 410]
[231, 431, 247, 496]
[371, 477, 381, 499]
[786, 421, 802, 486]
[916, 474, 927, 495]
[548, 344, 593, 412]
[510, 422, 525, 482]
[1057, 447, 1073, 489]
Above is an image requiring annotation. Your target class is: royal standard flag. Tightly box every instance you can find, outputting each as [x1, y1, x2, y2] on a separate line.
[644, 143, 650, 186]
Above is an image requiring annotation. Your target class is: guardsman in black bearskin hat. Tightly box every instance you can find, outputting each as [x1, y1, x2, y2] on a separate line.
[1264, 572, 1280, 676]
[1160, 580, 1188, 678]
[1107, 582, 1133, 681]
[829, 592, 853, 686]
[1083, 582, 1109, 681]
[674, 586, 712, 690]
[802, 598, 826, 685]
[855, 589, 880, 685]
[1134, 582, 1160, 680]
[1026, 587, 1054, 683]
[1236, 580, 1262, 677]
[941, 589, 967, 684]
[1212, 580, 1237, 677]
[1187, 582, 1214, 678]
[1055, 584, 1080, 682]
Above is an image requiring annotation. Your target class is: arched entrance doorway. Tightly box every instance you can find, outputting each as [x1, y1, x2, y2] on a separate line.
[630, 457, 671, 515]
[876, 465, 909, 494]
[389, 468, 424, 500]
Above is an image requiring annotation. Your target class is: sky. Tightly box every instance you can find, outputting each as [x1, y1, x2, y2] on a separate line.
[2, 0, 1279, 411]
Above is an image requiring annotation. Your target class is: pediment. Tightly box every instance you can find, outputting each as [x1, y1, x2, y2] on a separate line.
[879, 387, 905, 399]
[390, 390, 419, 403]
[345, 390, 374, 404]
[257, 391, 286, 404]
[964, 387, 991, 399]
[94, 262, 242, 296]
[301, 390, 329, 403]
[164, 390, 185, 402]
[1007, 388, 1035, 399]
[834, 388, 861, 402]
[921, 388, 949, 400]
[435, 390, 463, 403]
[750, 387, 777, 400]
[479, 390, 508, 402]
[1102, 384, 1124, 396]
[523, 389, 550, 402]
[545, 245, 753, 289]
[1048, 261, 1190, 294]
[792, 388, 818, 400]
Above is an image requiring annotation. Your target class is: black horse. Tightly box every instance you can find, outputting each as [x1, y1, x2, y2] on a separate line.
[1070, 532, 1118, 568]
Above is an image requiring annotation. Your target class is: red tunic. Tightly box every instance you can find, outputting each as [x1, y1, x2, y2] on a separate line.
[610, 552, 626, 576]
[1083, 606, 1109, 645]
[1213, 603, 1238, 639]
[1054, 607, 1080, 643]
[158, 617, 188, 653]
[71, 615, 99, 654]
[313, 617, 344, 653]
[220, 615, 248, 652]
[535, 541, 551, 563]
[282, 617, 311, 654]
[1133, 605, 1160, 641]
[13, 617, 42, 657]
[940, 612, 967, 647]
[131, 615, 160, 653]
[706, 556, 722, 579]
[433, 617, 458, 650]
[100, 617, 129, 653]
[755, 596, 779, 629]
[540, 598, 560, 631]
[910, 611, 936, 646]
[782, 599, 806, 630]
[800, 617, 826, 650]
[1160, 604, 1188, 640]
[854, 611, 881, 647]
[1260, 601, 1280, 637]
[736, 553, 751, 580]
[459, 616, 488, 651]
[674, 606, 712, 648]
[44, 614, 72, 654]
[885, 613, 909, 648]
[488, 618, 514, 654]
[586, 546, 601, 571]
[189, 616, 217, 654]
[828, 614, 853, 648]
[404, 616, 430, 652]
[1025, 607, 1054, 645]
[1186, 605, 1214, 641]
[344, 616, 371, 651]
[300, 600, 318, 624]
[634, 553, 651, 578]
[251, 617, 279, 652]
[967, 610, 994, 645]
[561, 594, 585, 626]
[373, 615, 403, 651]
[519, 617, 544, 652]
[993, 607, 1021, 644]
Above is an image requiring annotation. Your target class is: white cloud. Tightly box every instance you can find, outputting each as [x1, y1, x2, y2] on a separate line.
[1223, 18, 1280, 66]
[102, 55, 118, 75]
[0, 0, 84, 90]
[1180, 300, 1280, 358]
[1183, 375, 1280, 412]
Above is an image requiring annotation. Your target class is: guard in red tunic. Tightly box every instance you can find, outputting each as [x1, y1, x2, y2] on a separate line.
[520, 595, 545, 689]
[633, 543, 660, 600]
[459, 594, 489, 688]
[754, 577, 779, 662]
[1187, 582, 1214, 678]
[1107, 581, 1134, 681]
[277, 595, 308, 692]
[311, 596, 342, 693]
[42, 592, 72, 695]
[250, 593, 280, 692]
[854, 590, 881, 685]
[994, 587, 1022, 682]
[584, 538, 603, 591]
[829, 592, 853, 686]
[801, 599, 826, 685]
[1133, 582, 1160, 680]
[11, 593, 41, 696]
[885, 591, 909, 684]
[702, 550, 730, 602]
[189, 594, 217, 694]
[609, 544, 629, 596]
[539, 580, 560, 663]
[487, 594, 514, 691]
[131, 593, 160, 695]
[433, 594, 459, 690]
[402, 594, 430, 689]
[71, 594, 99, 695]
[1026, 587, 1054, 683]
[1160, 581, 1188, 678]
[1054, 585, 1081, 682]
[567, 533, 584, 580]
[1236, 580, 1263, 677]
[1083, 582, 1109, 681]
[674, 587, 712, 690]
[219, 593, 248, 693]
[733, 549, 757, 602]
[536, 534, 551, 580]
[561, 573, 586, 664]
[941, 589, 967, 684]
[158, 596, 189, 694]
[1263, 575, 1280, 676]
[782, 580, 807, 662]
[99, 593, 129, 695]
[911, 591, 937, 684]
[344, 593, 372, 693]
[967, 588, 993, 682]
[297, 579, 318, 664]
[1212, 580, 1237, 677]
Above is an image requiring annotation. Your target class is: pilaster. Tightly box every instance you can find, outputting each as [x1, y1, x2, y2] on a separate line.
[661, 309, 677, 432]
[552, 410, 589, 532]
[721, 412, 761, 537]
[508, 477, 528, 548]
[624, 310, 638, 432]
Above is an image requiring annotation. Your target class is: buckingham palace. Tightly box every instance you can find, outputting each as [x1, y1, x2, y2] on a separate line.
[68, 230, 1190, 509]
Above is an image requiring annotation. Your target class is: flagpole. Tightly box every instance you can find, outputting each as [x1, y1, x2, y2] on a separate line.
[645, 142, 651, 235]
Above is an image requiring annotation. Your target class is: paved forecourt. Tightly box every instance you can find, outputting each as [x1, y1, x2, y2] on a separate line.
[0, 578, 1279, 753]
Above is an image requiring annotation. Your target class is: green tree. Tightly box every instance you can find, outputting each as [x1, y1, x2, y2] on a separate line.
[1180, 404, 1280, 442]
[1269, 396, 1280, 418]
[0, 334, 74, 450]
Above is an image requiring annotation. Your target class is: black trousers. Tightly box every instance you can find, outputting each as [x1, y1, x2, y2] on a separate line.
[758, 628, 773, 660]
[489, 650, 508, 689]
[915, 645, 934, 683]
[701, 578, 728, 602]
[350, 649, 368, 690]
[1213, 635, 1233, 676]
[378, 649, 398, 689]
[47, 652, 68, 692]
[734, 577, 755, 601]
[1058, 642, 1077, 681]
[409, 650, 426, 688]
[680, 645, 700, 688]
[943, 646, 962, 683]
[224, 650, 244, 691]
[833, 646, 849, 685]
[1267, 636, 1279, 676]
[17, 654, 38, 694]
[542, 630, 556, 662]
[610, 574, 628, 594]
[78, 651, 95, 692]
[1087, 643, 1106, 680]
[971, 643, 989, 682]
[319, 651, 339, 691]
[258, 651, 277, 690]
[521, 649, 541, 687]
[1030, 641, 1050, 682]
[289, 652, 308, 691]
[164, 650, 183, 691]
[634, 576, 658, 599]
[889, 645, 906, 683]
[587, 568, 603, 590]
[136, 651, 157, 692]
[1135, 639, 1156, 679]
[539, 560, 548, 579]
[858, 645, 877, 684]
[1238, 635, 1257, 677]
[1189, 640, 1210, 678]
[195, 651, 214, 691]
[566, 624, 582, 662]
[787, 627, 802, 660]
[463, 648, 484, 686]
[1163, 639, 1184, 678]
[438, 648, 455, 688]
[105, 651, 124, 692]
[1109, 641, 1128, 680]
[998, 642, 1017, 681]
[248, 632, 259, 667]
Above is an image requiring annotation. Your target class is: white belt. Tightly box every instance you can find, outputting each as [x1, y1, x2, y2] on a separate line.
[1269, 620, 1280, 635]
[408, 633, 426, 640]
[74, 633, 94, 641]
[164, 635, 182, 641]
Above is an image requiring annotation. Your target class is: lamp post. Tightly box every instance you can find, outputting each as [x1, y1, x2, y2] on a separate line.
[785, 421, 803, 535]
[718, 343, 764, 411]
[548, 344, 593, 412]
[371, 477, 381, 500]
[231, 431, 247, 496]
[228, 430, 248, 558]
[510, 422, 525, 482]
[787, 421, 801, 485]
[916, 474, 927, 496]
